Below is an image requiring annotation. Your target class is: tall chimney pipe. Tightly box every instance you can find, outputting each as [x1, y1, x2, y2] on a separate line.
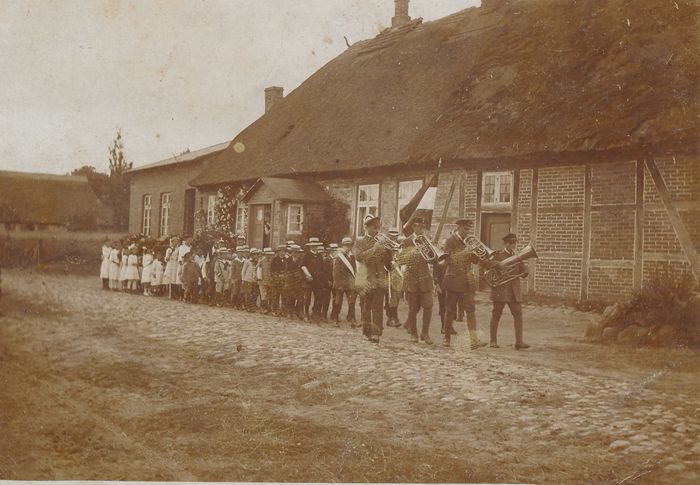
[392, 0, 411, 28]
[264, 86, 284, 113]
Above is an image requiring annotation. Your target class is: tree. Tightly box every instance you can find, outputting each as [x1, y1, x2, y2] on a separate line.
[106, 129, 132, 230]
[71, 165, 110, 208]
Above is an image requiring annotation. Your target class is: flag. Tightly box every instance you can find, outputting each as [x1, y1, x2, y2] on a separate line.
[399, 161, 441, 236]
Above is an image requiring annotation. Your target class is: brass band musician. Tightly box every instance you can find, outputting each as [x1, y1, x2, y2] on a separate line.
[486, 233, 530, 349]
[441, 218, 487, 349]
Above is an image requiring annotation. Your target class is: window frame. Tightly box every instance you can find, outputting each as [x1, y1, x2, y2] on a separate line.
[206, 194, 217, 225]
[481, 171, 513, 207]
[355, 183, 380, 235]
[235, 202, 248, 235]
[142, 194, 152, 236]
[286, 203, 304, 235]
[159, 192, 171, 237]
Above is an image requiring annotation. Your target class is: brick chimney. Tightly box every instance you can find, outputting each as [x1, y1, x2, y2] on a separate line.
[264, 86, 284, 113]
[391, 0, 411, 28]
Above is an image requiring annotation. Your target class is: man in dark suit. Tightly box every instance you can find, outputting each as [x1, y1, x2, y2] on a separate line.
[397, 217, 434, 345]
[354, 215, 392, 343]
[489, 233, 530, 350]
[441, 219, 487, 349]
[331, 237, 358, 326]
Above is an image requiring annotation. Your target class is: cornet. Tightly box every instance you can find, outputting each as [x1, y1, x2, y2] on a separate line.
[464, 236, 496, 261]
[414, 234, 448, 264]
[373, 232, 401, 251]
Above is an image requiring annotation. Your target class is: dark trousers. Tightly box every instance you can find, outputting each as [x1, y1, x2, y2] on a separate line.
[269, 285, 282, 312]
[304, 287, 313, 317]
[437, 290, 445, 329]
[444, 290, 465, 336]
[490, 301, 524, 344]
[331, 289, 357, 321]
[361, 289, 384, 338]
[312, 286, 331, 318]
[101, 278, 109, 290]
[405, 291, 433, 337]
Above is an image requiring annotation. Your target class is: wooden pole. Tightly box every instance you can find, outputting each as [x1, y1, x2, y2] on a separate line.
[433, 175, 457, 244]
[645, 158, 700, 281]
[633, 160, 645, 289]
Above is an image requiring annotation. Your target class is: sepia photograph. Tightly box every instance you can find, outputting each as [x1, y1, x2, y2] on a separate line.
[0, 0, 698, 483]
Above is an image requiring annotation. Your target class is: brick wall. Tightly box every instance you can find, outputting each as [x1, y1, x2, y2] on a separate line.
[642, 156, 699, 281]
[587, 161, 636, 299]
[128, 161, 205, 237]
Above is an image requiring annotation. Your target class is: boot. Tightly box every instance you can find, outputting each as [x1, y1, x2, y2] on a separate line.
[469, 330, 487, 350]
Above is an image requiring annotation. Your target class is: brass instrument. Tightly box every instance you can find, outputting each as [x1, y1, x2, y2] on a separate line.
[373, 232, 401, 251]
[464, 236, 496, 261]
[485, 244, 538, 287]
[414, 234, 448, 264]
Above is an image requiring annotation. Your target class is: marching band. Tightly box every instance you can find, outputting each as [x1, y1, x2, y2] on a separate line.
[99, 213, 536, 349]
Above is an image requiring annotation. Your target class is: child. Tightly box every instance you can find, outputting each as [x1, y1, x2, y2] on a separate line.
[151, 251, 165, 296]
[258, 248, 274, 314]
[100, 237, 111, 290]
[126, 245, 140, 293]
[230, 246, 246, 309]
[181, 252, 201, 303]
[141, 247, 154, 296]
[164, 237, 180, 300]
[241, 248, 259, 312]
[214, 248, 231, 306]
[119, 243, 129, 291]
[108, 241, 120, 290]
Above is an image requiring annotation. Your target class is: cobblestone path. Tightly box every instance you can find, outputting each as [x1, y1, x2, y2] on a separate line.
[2, 270, 699, 483]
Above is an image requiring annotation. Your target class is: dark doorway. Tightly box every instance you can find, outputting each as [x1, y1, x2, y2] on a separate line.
[249, 204, 272, 249]
[481, 212, 511, 251]
[183, 189, 196, 236]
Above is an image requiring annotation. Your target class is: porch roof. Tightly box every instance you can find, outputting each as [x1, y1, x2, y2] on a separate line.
[242, 177, 333, 204]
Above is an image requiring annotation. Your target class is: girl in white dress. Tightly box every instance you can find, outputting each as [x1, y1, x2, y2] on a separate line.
[164, 237, 180, 299]
[126, 246, 140, 292]
[100, 237, 111, 290]
[108, 243, 120, 290]
[141, 248, 154, 296]
[151, 251, 164, 296]
[118, 244, 129, 290]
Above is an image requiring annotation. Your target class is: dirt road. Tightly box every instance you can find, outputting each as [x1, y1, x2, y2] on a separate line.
[1, 269, 698, 483]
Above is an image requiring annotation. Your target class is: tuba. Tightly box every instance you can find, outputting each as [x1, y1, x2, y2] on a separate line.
[485, 244, 538, 287]
[464, 236, 496, 261]
[373, 232, 401, 251]
[414, 234, 448, 264]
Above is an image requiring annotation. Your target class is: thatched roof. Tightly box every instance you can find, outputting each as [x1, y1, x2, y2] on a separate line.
[129, 141, 229, 174]
[192, 0, 699, 187]
[0, 171, 111, 226]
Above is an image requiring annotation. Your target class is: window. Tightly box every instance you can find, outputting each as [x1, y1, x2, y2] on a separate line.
[142, 194, 152, 235]
[235, 202, 248, 235]
[159, 193, 171, 236]
[356, 184, 379, 234]
[482, 172, 513, 205]
[206, 194, 217, 225]
[287, 204, 303, 234]
[396, 179, 423, 227]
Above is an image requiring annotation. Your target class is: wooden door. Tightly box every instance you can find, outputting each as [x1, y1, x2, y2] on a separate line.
[481, 213, 511, 251]
[249, 204, 271, 249]
[183, 189, 196, 236]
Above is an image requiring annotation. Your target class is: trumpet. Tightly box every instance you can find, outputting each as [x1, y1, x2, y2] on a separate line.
[373, 232, 401, 251]
[414, 234, 448, 264]
[485, 244, 538, 287]
[464, 236, 496, 261]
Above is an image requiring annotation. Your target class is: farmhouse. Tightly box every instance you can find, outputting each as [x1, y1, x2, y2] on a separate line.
[127, 142, 228, 237]
[135, 0, 700, 301]
[0, 170, 111, 232]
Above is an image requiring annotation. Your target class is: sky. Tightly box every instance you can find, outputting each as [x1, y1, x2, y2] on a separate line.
[0, 0, 479, 174]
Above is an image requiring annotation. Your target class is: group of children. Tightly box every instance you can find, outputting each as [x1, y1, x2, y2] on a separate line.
[99, 235, 357, 324]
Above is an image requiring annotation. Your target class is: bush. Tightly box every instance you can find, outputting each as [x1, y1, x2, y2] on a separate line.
[591, 265, 699, 347]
